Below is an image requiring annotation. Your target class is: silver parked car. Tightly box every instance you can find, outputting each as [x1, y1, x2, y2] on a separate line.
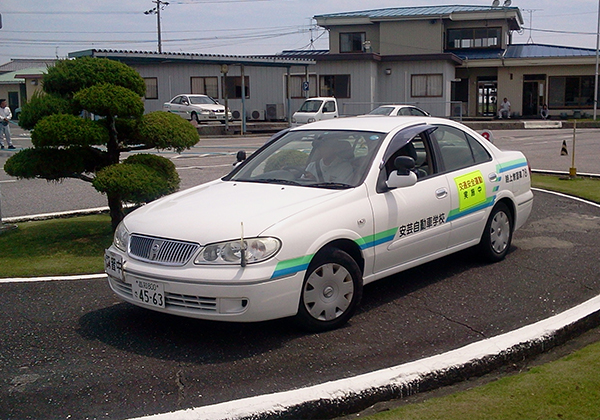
[368, 104, 430, 117]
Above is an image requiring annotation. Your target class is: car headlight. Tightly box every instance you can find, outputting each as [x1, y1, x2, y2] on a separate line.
[308, 117, 316, 123]
[199, 109, 211, 114]
[113, 221, 130, 252]
[195, 237, 281, 265]
[291, 117, 297, 123]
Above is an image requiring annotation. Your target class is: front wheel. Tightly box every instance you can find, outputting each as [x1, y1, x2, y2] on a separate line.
[478, 202, 513, 262]
[190, 112, 200, 123]
[294, 248, 363, 332]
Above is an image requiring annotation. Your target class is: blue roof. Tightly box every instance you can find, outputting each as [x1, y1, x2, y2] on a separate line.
[455, 44, 598, 60]
[315, 5, 520, 20]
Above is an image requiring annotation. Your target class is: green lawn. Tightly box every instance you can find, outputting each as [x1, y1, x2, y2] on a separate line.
[0, 214, 112, 278]
[365, 339, 600, 420]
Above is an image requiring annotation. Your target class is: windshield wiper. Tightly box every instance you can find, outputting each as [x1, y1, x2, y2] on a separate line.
[309, 182, 353, 189]
[247, 178, 302, 186]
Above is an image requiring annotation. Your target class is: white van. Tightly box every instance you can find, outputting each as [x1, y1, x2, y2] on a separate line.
[291, 97, 339, 127]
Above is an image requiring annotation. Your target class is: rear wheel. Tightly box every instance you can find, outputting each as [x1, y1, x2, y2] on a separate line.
[478, 202, 513, 262]
[294, 248, 362, 332]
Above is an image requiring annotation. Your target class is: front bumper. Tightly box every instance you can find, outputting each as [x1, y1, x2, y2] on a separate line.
[106, 247, 305, 323]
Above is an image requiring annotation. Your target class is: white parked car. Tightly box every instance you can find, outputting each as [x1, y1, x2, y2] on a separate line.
[163, 94, 231, 123]
[368, 104, 430, 117]
[105, 116, 533, 331]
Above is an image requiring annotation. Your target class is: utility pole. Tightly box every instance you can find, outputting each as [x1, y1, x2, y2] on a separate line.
[144, 0, 169, 53]
[594, 0, 600, 120]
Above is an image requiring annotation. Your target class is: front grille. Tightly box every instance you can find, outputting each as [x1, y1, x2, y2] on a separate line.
[129, 234, 199, 266]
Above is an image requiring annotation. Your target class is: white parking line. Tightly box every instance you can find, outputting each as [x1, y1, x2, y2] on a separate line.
[0, 273, 106, 284]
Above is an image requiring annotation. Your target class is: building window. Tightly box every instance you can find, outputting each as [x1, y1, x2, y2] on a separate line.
[340, 32, 366, 53]
[319, 75, 351, 98]
[222, 76, 250, 99]
[549, 76, 596, 108]
[191, 76, 219, 98]
[411, 74, 443, 97]
[144, 77, 158, 100]
[289, 75, 317, 98]
[447, 28, 501, 49]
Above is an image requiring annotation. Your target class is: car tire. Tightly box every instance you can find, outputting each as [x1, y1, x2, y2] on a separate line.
[191, 112, 199, 123]
[478, 202, 513, 262]
[294, 248, 363, 332]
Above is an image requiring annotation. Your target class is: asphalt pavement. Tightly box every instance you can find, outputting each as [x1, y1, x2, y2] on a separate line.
[1, 123, 600, 419]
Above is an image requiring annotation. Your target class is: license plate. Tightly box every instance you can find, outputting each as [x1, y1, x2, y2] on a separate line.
[132, 279, 165, 309]
[105, 250, 123, 279]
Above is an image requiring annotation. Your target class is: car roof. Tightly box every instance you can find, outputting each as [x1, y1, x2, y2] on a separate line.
[291, 115, 453, 133]
[377, 104, 414, 108]
[173, 94, 208, 97]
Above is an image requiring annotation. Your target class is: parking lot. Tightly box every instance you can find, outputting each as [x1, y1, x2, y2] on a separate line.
[1, 125, 600, 419]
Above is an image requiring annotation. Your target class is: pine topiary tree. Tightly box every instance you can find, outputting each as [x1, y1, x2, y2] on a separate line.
[4, 57, 199, 230]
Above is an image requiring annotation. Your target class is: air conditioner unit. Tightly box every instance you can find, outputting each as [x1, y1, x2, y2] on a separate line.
[266, 103, 285, 121]
[248, 109, 265, 121]
[231, 109, 242, 120]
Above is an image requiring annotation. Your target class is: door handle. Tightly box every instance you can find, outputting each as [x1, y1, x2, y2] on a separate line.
[435, 188, 448, 199]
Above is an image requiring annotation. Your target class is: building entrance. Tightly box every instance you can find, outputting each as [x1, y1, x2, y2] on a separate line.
[523, 75, 546, 117]
[477, 79, 497, 117]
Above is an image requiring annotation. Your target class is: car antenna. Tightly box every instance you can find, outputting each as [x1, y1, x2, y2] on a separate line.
[240, 222, 247, 267]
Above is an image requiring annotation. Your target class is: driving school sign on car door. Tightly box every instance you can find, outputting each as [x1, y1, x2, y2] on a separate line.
[454, 170, 486, 211]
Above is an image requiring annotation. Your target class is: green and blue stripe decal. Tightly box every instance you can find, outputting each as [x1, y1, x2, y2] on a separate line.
[354, 227, 398, 251]
[497, 158, 528, 174]
[271, 254, 314, 279]
[446, 195, 496, 222]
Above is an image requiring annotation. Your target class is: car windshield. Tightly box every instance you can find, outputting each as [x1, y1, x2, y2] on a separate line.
[298, 100, 323, 113]
[190, 96, 217, 105]
[227, 129, 386, 188]
[368, 106, 394, 116]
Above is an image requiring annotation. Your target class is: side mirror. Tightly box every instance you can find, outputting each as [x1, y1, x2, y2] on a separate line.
[386, 156, 418, 189]
[233, 150, 247, 167]
[393, 156, 415, 175]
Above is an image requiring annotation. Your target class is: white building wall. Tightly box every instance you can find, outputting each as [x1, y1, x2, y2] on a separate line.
[130, 58, 456, 119]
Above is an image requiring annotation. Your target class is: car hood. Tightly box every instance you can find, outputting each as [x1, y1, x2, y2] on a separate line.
[124, 180, 346, 244]
[191, 104, 225, 111]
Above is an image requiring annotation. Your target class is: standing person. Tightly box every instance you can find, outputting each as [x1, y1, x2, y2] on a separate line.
[0, 99, 15, 149]
[498, 97, 511, 119]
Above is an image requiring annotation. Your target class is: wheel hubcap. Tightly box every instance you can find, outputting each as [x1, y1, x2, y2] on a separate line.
[490, 211, 510, 253]
[303, 263, 354, 321]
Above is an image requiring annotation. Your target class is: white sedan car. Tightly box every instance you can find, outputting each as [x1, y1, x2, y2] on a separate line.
[163, 94, 231, 123]
[368, 104, 430, 117]
[105, 116, 533, 331]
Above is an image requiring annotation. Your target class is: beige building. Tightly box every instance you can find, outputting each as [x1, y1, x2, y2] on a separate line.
[0, 59, 52, 117]
[313, 5, 599, 119]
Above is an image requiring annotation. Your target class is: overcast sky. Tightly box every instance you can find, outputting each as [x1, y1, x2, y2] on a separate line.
[1, 0, 600, 66]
